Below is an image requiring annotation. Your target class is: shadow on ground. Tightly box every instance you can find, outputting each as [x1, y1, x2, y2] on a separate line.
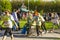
[13, 34, 60, 39]
[54, 32, 60, 34]
[0, 31, 60, 39]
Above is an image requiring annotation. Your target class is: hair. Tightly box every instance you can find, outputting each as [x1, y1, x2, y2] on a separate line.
[34, 10, 39, 16]
[5, 9, 11, 14]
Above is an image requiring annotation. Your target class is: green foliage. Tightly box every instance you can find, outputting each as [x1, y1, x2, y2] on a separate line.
[11, 1, 21, 10]
[0, 0, 12, 12]
[0, 0, 60, 13]
[12, 0, 60, 12]
[45, 22, 58, 30]
[0, 19, 59, 29]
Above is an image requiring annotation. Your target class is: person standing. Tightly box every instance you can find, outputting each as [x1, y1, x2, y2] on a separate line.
[2, 10, 18, 40]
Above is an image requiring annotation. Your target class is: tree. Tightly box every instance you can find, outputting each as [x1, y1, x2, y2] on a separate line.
[9, 0, 60, 12]
[0, 0, 12, 12]
[11, 1, 21, 10]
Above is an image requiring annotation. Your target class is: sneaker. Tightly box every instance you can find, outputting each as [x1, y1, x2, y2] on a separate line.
[42, 31, 47, 34]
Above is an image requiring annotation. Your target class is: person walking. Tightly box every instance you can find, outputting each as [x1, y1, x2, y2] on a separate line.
[33, 10, 40, 36]
[12, 9, 20, 30]
[40, 14, 47, 33]
[51, 12, 59, 32]
[26, 11, 33, 36]
[2, 10, 18, 40]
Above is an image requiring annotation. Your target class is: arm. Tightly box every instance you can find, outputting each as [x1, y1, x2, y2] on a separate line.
[10, 15, 18, 28]
[39, 14, 45, 22]
[12, 20, 18, 28]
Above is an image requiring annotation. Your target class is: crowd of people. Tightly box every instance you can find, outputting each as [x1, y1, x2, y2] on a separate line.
[0, 9, 60, 40]
[43, 12, 60, 29]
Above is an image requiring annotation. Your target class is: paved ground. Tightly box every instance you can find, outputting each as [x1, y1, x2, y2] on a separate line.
[0, 30, 60, 40]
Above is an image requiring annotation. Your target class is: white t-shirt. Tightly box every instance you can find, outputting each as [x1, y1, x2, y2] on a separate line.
[14, 12, 18, 21]
[4, 15, 14, 28]
[38, 13, 45, 22]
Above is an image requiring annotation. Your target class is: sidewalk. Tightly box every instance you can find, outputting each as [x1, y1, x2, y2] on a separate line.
[0, 30, 60, 40]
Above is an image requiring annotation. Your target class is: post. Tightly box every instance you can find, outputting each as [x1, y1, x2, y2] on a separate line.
[28, 0, 29, 10]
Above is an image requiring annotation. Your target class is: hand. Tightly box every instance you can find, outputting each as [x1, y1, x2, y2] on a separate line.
[15, 24, 18, 31]
[16, 26, 18, 29]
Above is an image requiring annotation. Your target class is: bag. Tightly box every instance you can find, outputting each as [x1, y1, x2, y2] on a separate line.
[21, 24, 27, 34]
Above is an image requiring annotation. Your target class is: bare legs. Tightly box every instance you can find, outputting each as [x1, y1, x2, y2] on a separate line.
[2, 34, 14, 40]
[2, 36, 7, 40]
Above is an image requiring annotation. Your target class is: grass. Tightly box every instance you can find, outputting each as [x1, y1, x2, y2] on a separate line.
[45, 21, 58, 30]
[0, 20, 59, 29]
[20, 20, 58, 30]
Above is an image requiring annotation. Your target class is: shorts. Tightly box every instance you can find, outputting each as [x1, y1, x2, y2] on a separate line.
[4, 28, 12, 36]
